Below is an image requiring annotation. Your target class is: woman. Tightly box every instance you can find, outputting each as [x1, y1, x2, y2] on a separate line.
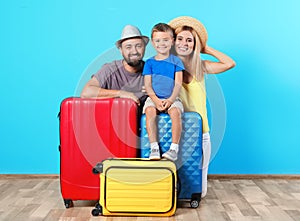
[169, 16, 236, 197]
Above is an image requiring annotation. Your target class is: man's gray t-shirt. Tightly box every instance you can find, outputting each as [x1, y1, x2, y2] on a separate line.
[93, 60, 145, 99]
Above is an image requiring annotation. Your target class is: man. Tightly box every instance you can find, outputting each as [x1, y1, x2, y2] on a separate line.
[81, 25, 149, 106]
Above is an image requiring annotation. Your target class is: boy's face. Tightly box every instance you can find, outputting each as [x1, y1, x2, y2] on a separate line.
[151, 31, 173, 55]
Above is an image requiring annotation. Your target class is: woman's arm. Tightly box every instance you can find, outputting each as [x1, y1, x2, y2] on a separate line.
[202, 45, 236, 74]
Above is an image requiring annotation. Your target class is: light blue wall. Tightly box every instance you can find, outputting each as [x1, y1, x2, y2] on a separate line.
[1, 0, 299, 174]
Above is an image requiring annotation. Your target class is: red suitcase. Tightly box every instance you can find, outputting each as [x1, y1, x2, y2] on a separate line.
[59, 97, 138, 208]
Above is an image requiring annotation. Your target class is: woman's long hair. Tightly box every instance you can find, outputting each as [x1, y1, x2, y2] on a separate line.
[174, 26, 204, 81]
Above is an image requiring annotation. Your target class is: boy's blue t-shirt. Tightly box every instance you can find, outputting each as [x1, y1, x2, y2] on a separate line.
[142, 54, 184, 99]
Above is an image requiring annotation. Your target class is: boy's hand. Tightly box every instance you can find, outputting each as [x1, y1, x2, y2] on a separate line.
[162, 99, 173, 110]
[154, 98, 165, 112]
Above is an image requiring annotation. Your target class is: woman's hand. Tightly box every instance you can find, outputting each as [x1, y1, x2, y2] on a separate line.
[202, 45, 236, 74]
[202, 45, 213, 54]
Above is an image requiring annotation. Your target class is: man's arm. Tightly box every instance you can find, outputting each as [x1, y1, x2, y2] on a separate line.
[80, 76, 140, 104]
[80, 76, 119, 98]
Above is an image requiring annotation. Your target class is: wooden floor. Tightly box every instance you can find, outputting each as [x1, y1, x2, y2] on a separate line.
[0, 176, 300, 221]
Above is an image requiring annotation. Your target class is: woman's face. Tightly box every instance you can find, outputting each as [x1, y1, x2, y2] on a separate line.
[175, 30, 195, 57]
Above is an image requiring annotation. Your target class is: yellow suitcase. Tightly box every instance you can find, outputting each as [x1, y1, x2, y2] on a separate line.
[92, 158, 177, 217]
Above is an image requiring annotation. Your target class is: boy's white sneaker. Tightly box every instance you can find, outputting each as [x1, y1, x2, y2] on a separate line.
[149, 148, 161, 160]
[162, 149, 178, 161]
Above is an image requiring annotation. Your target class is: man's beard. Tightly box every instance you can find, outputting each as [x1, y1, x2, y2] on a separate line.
[127, 59, 143, 67]
[124, 53, 143, 67]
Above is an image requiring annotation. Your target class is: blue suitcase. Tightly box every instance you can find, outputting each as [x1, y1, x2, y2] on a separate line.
[140, 112, 203, 208]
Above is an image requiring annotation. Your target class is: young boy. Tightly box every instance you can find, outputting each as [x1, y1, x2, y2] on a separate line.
[143, 23, 184, 161]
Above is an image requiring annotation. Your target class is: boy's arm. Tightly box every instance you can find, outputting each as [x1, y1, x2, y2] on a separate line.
[144, 75, 156, 99]
[162, 70, 182, 110]
[144, 75, 164, 111]
[167, 70, 183, 103]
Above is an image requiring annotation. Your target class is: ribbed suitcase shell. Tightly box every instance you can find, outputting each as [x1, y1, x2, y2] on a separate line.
[96, 158, 177, 216]
[59, 97, 138, 208]
[140, 112, 203, 206]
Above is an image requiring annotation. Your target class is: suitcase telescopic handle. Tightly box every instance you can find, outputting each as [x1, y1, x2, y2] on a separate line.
[92, 163, 103, 174]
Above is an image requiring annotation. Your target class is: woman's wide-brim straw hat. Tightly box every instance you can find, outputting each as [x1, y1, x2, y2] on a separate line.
[169, 16, 208, 49]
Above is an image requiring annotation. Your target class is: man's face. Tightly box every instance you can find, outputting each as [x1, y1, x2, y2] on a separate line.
[120, 38, 146, 67]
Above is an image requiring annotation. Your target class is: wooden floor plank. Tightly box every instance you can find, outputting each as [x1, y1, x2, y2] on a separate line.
[0, 177, 299, 221]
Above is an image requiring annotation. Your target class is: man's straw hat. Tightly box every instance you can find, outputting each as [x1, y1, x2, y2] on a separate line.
[169, 16, 208, 49]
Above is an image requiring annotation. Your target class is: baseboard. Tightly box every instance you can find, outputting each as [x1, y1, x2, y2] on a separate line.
[0, 174, 59, 179]
[0, 174, 299, 179]
[208, 174, 300, 180]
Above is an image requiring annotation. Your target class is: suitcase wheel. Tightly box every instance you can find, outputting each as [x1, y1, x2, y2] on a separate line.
[91, 203, 102, 216]
[91, 208, 100, 216]
[190, 193, 201, 208]
[64, 199, 73, 208]
[190, 199, 200, 208]
[93, 163, 103, 174]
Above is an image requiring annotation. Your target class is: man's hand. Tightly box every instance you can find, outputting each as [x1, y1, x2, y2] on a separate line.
[141, 85, 146, 93]
[119, 90, 140, 105]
